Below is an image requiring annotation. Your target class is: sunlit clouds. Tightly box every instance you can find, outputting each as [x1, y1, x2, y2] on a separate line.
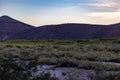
[87, 0, 120, 12]
[0, 0, 120, 26]
[84, 0, 120, 24]
[86, 12, 120, 24]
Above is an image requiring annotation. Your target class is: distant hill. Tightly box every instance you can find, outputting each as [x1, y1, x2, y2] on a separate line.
[10, 23, 120, 40]
[0, 15, 120, 40]
[0, 15, 34, 40]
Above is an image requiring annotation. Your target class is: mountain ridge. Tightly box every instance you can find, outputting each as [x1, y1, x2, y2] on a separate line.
[0, 15, 120, 40]
[0, 15, 34, 40]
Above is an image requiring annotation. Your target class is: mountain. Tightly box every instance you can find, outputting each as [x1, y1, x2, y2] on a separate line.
[9, 23, 120, 40]
[0, 15, 120, 40]
[0, 15, 34, 40]
[105, 23, 120, 38]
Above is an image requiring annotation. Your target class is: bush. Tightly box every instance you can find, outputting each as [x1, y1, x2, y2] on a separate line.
[113, 73, 120, 80]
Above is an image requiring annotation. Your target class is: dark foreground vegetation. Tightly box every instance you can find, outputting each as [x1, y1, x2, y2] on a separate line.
[0, 39, 120, 80]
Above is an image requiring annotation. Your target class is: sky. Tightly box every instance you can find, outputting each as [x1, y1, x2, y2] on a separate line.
[0, 0, 120, 26]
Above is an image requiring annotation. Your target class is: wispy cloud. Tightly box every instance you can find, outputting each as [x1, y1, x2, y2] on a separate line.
[86, 0, 120, 12]
[86, 12, 120, 24]
[1, 0, 120, 26]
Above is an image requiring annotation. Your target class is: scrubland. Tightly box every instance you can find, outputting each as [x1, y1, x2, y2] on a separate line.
[0, 39, 120, 80]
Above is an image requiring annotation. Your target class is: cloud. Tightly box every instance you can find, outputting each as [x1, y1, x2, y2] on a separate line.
[1, 0, 120, 26]
[84, 0, 120, 12]
[88, 2, 117, 8]
[86, 11, 120, 24]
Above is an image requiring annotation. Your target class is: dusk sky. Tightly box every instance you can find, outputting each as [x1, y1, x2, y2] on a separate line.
[0, 0, 120, 26]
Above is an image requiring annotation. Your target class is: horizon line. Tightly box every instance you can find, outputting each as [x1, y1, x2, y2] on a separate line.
[1, 15, 120, 27]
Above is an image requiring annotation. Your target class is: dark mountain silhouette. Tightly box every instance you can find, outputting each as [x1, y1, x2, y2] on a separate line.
[0, 15, 34, 40]
[10, 23, 120, 40]
[105, 23, 120, 38]
[0, 15, 120, 40]
[9, 24, 105, 40]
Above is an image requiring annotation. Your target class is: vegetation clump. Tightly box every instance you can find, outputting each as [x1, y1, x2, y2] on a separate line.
[0, 39, 120, 80]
